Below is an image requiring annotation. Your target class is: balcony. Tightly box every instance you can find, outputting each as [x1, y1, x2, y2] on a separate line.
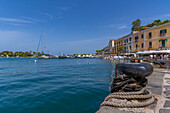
[148, 36, 152, 39]
[160, 33, 166, 37]
[148, 46, 152, 49]
[134, 40, 138, 42]
[159, 44, 167, 48]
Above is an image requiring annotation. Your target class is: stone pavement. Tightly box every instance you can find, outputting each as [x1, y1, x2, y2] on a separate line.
[158, 72, 170, 113]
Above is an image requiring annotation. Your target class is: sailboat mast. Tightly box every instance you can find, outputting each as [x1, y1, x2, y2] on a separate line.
[41, 32, 43, 53]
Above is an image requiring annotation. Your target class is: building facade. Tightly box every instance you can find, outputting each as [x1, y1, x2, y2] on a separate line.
[123, 34, 133, 53]
[108, 40, 115, 54]
[132, 22, 170, 52]
[133, 31, 145, 52]
[113, 37, 124, 54]
[104, 22, 170, 55]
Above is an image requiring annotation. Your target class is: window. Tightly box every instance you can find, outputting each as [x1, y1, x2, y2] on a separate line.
[149, 42, 152, 48]
[141, 34, 144, 39]
[148, 32, 152, 38]
[129, 45, 131, 50]
[136, 44, 138, 49]
[127, 39, 128, 43]
[124, 47, 126, 51]
[124, 40, 126, 44]
[135, 36, 138, 41]
[141, 43, 144, 48]
[129, 37, 131, 42]
[160, 29, 167, 36]
[161, 40, 166, 47]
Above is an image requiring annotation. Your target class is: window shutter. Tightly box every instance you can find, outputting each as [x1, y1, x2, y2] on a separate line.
[160, 30, 162, 34]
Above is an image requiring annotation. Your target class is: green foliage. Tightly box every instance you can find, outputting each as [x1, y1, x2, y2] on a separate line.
[131, 19, 141, 31]
[118, 46, 124, 54]
[132, 19, 170, 31]
[0, 51, 50, 57]
[8, 51, 13, 56]
[41, 51, 45, 55]
[96, 49, 104, 54]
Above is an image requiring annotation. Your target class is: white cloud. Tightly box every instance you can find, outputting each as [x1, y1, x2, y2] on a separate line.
[118, 25, 127, 29]
[0, 17, 33, 23]
[0, 30, 26, 42]
[0, 30, 38, 51]
[42, 13, 54, 20]
[98, 24, 128, 29]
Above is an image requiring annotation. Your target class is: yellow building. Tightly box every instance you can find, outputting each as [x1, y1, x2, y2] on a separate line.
[109, 22, 170, 55]
[113, 37, 124, 54]
[133, 31, 145, 52]
[133, 22, 170, 52]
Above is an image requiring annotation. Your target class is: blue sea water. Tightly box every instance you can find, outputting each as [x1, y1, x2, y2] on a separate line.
[0, 58, 115, 113]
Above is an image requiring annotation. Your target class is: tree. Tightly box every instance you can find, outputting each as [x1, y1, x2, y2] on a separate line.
[154, 19, 161, 24]
[96, 49, 104, 54]
[41, 51, 45, 55]
[33, 51, 36, 55]
[118, 46, 124, 55]
[132, 19, 141, 31]
[37, 52, 41, 55]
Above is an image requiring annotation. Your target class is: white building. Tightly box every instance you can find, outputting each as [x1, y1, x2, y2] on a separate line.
[108, 39, 115, 54]
[123, 34, 133, 53]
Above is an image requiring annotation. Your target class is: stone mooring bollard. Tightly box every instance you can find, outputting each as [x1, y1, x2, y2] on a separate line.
[101, 63, 155, 108]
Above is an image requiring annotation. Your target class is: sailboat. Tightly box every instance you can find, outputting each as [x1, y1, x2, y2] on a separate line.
[37, 32, 50, 59]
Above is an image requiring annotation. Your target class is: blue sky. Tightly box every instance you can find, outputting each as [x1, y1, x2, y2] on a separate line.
[0, 0, 170, 54]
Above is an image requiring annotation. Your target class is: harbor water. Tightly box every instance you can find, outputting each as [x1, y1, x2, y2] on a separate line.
[0, 58, 115, 113]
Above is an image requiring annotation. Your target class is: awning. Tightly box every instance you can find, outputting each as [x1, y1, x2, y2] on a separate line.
[159, 39, 168, 42]
[136, 50, 170, 54]
[124, 53, 136, 55]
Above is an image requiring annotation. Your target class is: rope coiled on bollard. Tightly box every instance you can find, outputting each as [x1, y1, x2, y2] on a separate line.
[100, 88, 155, 108]
[101, 63, 155, 108]
[101, 96, 155, 108]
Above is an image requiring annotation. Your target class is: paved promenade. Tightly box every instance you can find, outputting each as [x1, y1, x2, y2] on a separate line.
[97, 68, 170, 113]
[158, 70, 170, 113]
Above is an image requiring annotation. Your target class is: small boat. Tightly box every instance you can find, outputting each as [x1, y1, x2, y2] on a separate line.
[37, 54, 50, 59]
[58, 54, 68, 59]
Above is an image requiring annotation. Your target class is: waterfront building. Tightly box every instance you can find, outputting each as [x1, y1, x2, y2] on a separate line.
[133, 30, 145, 52]
[133, 22, 170, 53]
[123, 34, 133, 53]
[104, 22, 170, 56]
[113, 37, 124, 54]
[108, 39, 115, 54]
